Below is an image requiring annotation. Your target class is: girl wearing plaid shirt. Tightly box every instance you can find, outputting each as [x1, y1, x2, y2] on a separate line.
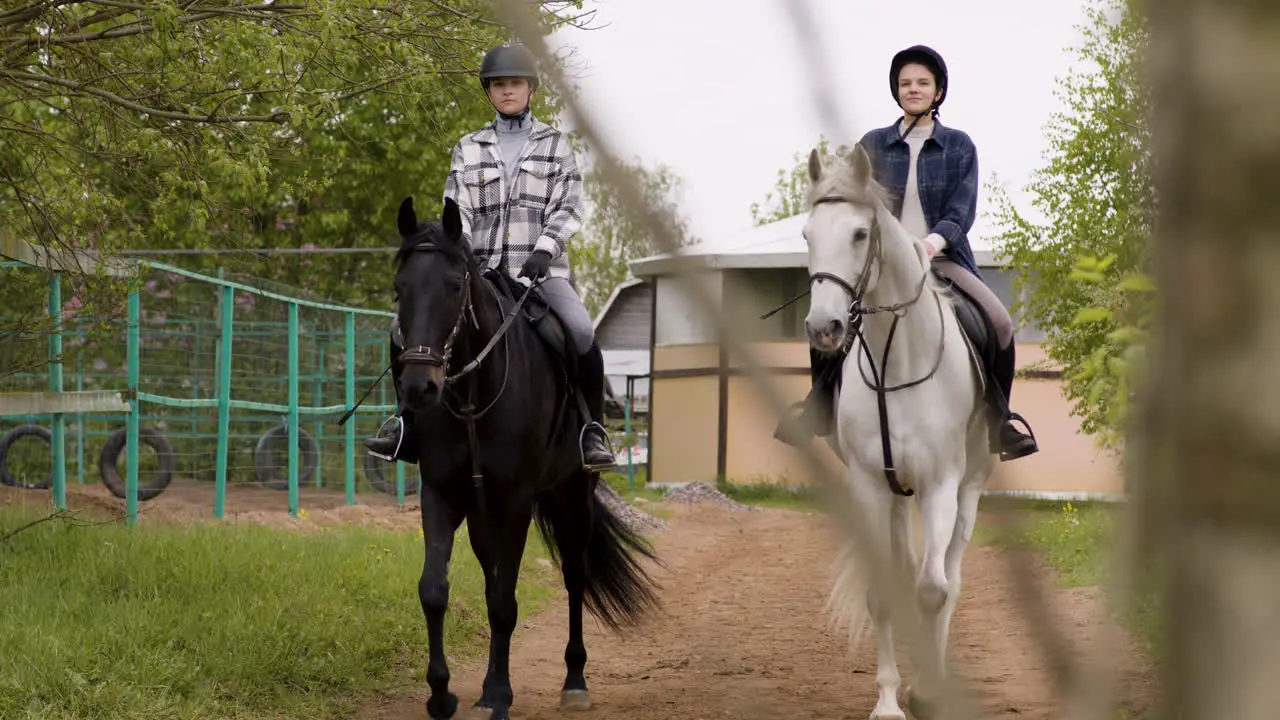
[366, 43, 616, 471]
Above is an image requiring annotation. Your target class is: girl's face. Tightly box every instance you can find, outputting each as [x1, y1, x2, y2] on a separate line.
[897, 63, 941, 116]
[488, 77, 534, 115]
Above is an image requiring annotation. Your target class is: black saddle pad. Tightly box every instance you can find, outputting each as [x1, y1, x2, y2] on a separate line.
[481, 270, 571, 363]
[930, 268, 993, 383]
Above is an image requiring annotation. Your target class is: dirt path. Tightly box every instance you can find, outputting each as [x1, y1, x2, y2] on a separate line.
[362, 501, 1158, 720]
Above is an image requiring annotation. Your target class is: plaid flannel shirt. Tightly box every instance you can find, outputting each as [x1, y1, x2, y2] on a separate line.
[442, 117, 583, 280]
[857, 117, 982, 279]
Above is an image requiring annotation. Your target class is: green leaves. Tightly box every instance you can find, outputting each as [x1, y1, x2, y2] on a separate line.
[1, 1, 599, 380]
[750, 136, 853, 227]
[1073, 307, 1114, 326]
[572, 159, 694, 317]
[987, 0, 1154, 447]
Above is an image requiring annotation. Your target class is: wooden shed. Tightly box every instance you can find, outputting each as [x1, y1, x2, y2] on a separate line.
[628, 214, 1125, 499]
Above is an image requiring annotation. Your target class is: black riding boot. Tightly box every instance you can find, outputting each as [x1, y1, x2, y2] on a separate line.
[774, 347, 843, 447]
[365, 341, 419, 464]
[576, 342, 617, 471]
[989, 341, 1038, 462]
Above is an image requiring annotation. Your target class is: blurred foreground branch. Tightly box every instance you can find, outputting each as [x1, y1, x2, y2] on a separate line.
[1141, 1, 1280, 717]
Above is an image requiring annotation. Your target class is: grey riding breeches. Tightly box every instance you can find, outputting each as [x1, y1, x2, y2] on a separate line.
[535, 276, 596, 355]
[388, 276, 596, 356]
[933, 258, 1014, 349]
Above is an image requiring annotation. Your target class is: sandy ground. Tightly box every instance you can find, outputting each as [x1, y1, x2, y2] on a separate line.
[356, 501, 1159, 720]
[1, 480, 1158, 719]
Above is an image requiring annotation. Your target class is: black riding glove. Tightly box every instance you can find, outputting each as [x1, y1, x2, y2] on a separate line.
[518, 250, 553, 281]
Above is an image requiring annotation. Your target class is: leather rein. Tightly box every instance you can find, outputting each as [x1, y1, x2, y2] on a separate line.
[763, 195, 948, 497]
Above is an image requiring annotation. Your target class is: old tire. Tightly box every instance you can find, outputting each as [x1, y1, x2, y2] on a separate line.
[253, 424, 319, 491]
[99, 426, 177, 501]
[0, 424, 53, 490]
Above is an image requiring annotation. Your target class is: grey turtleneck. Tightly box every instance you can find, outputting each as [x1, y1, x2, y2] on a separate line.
[494, 110, 534, 190]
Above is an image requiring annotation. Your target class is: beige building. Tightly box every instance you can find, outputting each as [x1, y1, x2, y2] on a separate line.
[627, 214, 1125, 499]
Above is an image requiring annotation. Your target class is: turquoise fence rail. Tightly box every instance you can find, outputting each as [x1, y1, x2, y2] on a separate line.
[1, 251, 410, 525]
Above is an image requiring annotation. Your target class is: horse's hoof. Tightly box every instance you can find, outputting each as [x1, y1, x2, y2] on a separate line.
[870, 706, 907, 720]
[560, 689, 592, 711]
[462, 705, 507, 720]
[426, 692, 458, 719]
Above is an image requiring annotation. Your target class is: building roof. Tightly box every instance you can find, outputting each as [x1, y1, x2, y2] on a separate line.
[629, 212, 1004, 278]
[592, 277, 646, 330]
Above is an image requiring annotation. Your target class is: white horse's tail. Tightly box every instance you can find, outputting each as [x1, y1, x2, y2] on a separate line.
[825, 537, 875, 651]
[824, 500, 921, 654]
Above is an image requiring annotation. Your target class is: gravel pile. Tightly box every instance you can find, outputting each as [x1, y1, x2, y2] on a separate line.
[664, 481, 755, 512]
[594, 482, 666, 536]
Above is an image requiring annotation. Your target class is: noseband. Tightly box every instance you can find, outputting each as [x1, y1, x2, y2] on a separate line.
[398, 264, 476, 379]
[804, 194, 948, 499]
[808, 195, 930, 352]
[394, 241, 542, 396]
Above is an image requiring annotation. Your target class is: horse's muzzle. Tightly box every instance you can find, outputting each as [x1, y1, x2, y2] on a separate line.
[398, 347, 447, 408]
[401, 366, 445, 409]
[806, 317, 845, 353]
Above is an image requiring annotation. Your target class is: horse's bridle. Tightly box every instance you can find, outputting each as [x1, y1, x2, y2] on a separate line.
[807, 195, 931, 349]
[336, 243, 537, 432]
[397, 266, 476, 381]
[803, 195, 949, 498]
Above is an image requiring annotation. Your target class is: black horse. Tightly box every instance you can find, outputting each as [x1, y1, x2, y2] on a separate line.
[390, 196, 661, 720]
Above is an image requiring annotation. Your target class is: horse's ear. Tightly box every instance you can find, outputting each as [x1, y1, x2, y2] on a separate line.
[808, 148, 823, 183]
[851, 144, 873, 187]
[442, 196, 462, 245]
[398, 197, 418, 238]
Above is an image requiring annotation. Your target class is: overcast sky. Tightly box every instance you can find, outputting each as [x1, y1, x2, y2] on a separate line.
[547, 0, 1093, 248]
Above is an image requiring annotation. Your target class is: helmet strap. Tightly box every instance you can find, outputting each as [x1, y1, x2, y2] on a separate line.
[495, 104, 530, 127]
[897, 101, 940, 140]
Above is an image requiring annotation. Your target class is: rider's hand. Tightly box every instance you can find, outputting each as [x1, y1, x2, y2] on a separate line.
[915, 236, 940, 260]
[519, 250, 553, 280]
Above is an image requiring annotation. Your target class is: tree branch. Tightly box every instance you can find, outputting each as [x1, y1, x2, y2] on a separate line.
[2, 2, 309, 49]
[1098, 106, 1146, 133]
[0, 1, 82, 29]
[423, 0, 501, 28]
[0, 510, 69, 547]
[0, 69, 290, 123]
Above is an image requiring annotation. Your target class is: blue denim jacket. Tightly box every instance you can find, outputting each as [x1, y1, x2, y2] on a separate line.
[857, 118, 982, 279]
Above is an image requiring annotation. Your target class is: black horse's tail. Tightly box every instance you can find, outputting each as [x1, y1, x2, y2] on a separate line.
[533, 481, 662, 632]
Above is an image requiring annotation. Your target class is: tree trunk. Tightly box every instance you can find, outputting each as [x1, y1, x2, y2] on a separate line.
[1140, 2, 1280, 717]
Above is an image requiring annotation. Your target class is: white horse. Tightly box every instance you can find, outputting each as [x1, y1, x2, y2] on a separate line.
[803, 145, 995, 719]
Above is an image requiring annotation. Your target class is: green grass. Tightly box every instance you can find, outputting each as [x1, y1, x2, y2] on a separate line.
[598, 469, 819, 514]
[983, 499, 1166, 663]
[0, 506, 559, 720]
[717, 480, 819, 510]
[600, 467, 663, 501]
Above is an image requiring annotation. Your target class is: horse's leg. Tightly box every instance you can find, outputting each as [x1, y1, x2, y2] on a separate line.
[866, 494, 916, 720]
[468, 505, 533, 720]
[420, 484, 465, 720]
[906, 472, 962, 720]
[939, 476, 982, 646]
[554, 475, 593, 711]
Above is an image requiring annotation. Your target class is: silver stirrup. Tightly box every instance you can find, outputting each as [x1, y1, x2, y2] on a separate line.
[368, 415, 404, 463]
[578, 421, 616, 471]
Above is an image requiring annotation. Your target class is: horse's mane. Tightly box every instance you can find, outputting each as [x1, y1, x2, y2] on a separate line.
[806, 162, 892, 211]
[806, 158, 950, 296]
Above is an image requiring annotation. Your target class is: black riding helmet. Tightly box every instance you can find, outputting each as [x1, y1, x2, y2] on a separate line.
[479, 43, 539, 90]
[889, 45, 948, 112]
